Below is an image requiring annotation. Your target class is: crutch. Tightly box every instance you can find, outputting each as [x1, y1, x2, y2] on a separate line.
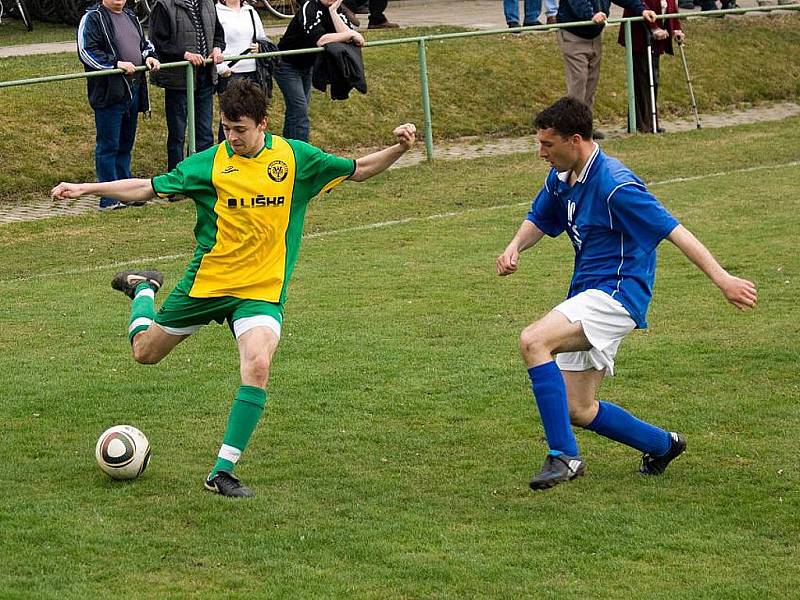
[677, 39, 701, 129]
[644, 29, 658, 134]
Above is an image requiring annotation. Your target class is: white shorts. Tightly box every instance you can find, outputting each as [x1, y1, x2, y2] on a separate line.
[155, 315, 282, 340]
[553, 289, 636, 376]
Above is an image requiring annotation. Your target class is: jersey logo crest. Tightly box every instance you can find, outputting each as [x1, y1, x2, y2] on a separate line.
[267, 160, 289, 182]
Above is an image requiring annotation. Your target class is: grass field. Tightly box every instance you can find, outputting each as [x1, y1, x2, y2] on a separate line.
[2, 15, 799, 206]
[1, 118, 798, 597]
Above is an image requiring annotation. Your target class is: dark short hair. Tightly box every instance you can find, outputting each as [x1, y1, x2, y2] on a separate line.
[219, 79, 268, 124]
[533, 96, 593, 139]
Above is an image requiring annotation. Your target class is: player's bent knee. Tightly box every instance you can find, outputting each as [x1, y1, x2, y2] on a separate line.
[242, 355, 271, 386]
[569, 404, 595, 428]
[131, 338, 166, 365]
[131, 345, 162, 365]
[519, 325, 549, 358]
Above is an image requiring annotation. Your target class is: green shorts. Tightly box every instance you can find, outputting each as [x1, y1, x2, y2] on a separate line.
[154, 286, 284, 339]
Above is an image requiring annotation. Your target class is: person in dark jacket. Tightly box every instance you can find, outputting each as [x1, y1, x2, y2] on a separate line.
[149, 0, 225, 170]
[556, 0, 656, 139]
[276, 0, 364, 142]
[78, 0, 160, 210]
[618, 0, 685, 133]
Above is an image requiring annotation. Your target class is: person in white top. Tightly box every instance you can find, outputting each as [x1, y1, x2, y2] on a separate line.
[215, 0, 267, 141]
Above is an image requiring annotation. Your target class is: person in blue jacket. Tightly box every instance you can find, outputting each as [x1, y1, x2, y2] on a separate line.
[78, 0, 160, 210]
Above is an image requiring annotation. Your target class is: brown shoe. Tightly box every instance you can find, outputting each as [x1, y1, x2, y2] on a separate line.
[368, 20, 399, 29]
[546, 16, 557, 24]
[341, 6, 360, 27]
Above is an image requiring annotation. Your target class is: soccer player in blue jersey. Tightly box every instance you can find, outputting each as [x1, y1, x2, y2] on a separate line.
[496, 96, 758, 490]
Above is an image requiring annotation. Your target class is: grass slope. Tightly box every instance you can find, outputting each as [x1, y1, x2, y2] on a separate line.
[0, 119, 798, 597]
[1, 16, 799, 205]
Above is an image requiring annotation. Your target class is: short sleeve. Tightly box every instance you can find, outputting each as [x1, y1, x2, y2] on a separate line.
[289, 139, 356, 202]
[152, 147, 217, 200]
[526, 176, 564, 238]
[607, 182, 679, 252]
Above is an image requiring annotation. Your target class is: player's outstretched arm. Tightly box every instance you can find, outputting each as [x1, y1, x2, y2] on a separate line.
[51, 178, 158, 204]
[351, 124, 417, 182]
[496, 220, 546, 276]
[667, 224, 758, 311]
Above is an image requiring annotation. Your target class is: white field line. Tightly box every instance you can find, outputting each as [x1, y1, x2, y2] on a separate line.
[3, 160, 798, 285]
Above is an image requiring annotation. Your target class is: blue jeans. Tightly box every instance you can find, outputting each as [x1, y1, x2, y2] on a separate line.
[94, 83, 140, 207]
[503, 0, 553, 24]
[274, 61, 313, 142]
[164, 75, 215, 171]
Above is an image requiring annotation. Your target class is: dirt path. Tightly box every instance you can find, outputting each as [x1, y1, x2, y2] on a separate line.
[1, 101, 796, 225]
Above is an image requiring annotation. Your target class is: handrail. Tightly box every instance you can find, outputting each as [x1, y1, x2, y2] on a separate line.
[1, 5, 798, 162]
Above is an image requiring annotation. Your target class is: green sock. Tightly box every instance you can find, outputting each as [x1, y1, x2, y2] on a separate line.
[209, 385, 267, 480]
[128, 282, 156, 343]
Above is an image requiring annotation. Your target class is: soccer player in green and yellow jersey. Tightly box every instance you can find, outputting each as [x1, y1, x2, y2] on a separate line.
[52, 79, 417, 497]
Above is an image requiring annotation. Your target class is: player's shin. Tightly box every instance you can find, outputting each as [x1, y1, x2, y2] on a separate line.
[209, 385, 267, 479]
[584, 400, 670, 455]
[128, 283, 156, 342]
[528, 362, 580, 456]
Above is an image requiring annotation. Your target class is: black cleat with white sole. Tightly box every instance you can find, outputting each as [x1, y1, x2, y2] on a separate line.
[640, 432, 686, 476]
[529, 452, 586, 490]
[111, 270, 164, 299]
[204, 471, 255, 498]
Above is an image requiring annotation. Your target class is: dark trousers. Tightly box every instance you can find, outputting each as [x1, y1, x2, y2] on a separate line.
[94, 83, 140, 206]
[216, 71, 260, 143]
[344, 0, 388, 25]
[164, 71, 215, 170]
[274, 61, 313, 142]
[632, 51, 660, 133]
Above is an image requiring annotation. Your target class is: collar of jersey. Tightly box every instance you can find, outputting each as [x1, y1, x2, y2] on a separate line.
[556, 142, 600, 185]
[224, 132, 273, 159]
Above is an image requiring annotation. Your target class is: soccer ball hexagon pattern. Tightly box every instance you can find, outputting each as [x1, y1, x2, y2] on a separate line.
[95, 425, 151, 480]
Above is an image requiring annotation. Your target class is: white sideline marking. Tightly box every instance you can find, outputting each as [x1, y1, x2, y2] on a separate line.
[3, 160, 798, 285]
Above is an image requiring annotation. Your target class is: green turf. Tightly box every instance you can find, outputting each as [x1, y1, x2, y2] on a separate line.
[0, 118, 797, 597]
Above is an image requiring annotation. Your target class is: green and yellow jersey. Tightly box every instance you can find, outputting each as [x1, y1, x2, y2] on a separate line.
[152, 133, 355, 304]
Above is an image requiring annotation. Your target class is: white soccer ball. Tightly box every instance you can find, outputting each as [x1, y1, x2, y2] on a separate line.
[95, 425, 151, 480]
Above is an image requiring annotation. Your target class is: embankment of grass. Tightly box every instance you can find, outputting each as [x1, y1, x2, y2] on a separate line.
[1, 15, 798, 205]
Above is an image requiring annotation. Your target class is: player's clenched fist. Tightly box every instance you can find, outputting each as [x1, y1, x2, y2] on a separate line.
[394, 123, 417, 149]
[51, 182, 85, 200]
[496, 248, 520, 276]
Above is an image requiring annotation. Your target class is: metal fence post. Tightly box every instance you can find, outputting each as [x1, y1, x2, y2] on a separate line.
[417, 38, 434, 162]
[186, 63, 196, 155]
[624, 20, 636, 134]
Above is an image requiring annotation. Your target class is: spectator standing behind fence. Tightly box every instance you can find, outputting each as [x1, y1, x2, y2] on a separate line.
[215, 0, 267, 142]
[343, 0, 399, 28]
[503, 0, 558, 28]
[555, 0, 656, 139]
[149, 0, 225, 171]
[275, 0, 364, 142]
[618, 0, 684, 133]
[77, 0, 161, 211]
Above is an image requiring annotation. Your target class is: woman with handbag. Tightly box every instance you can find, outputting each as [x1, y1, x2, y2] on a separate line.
[215, 0, 267, 141]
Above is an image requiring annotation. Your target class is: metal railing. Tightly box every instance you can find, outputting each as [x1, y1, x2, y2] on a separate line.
[1, 4, 798, 162]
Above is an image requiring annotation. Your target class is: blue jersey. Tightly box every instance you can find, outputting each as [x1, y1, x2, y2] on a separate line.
[527, 145, 679, 328]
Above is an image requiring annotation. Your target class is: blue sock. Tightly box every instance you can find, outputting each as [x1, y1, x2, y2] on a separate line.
[527, 361, 579, 456]
[585, 400, 671, 455]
